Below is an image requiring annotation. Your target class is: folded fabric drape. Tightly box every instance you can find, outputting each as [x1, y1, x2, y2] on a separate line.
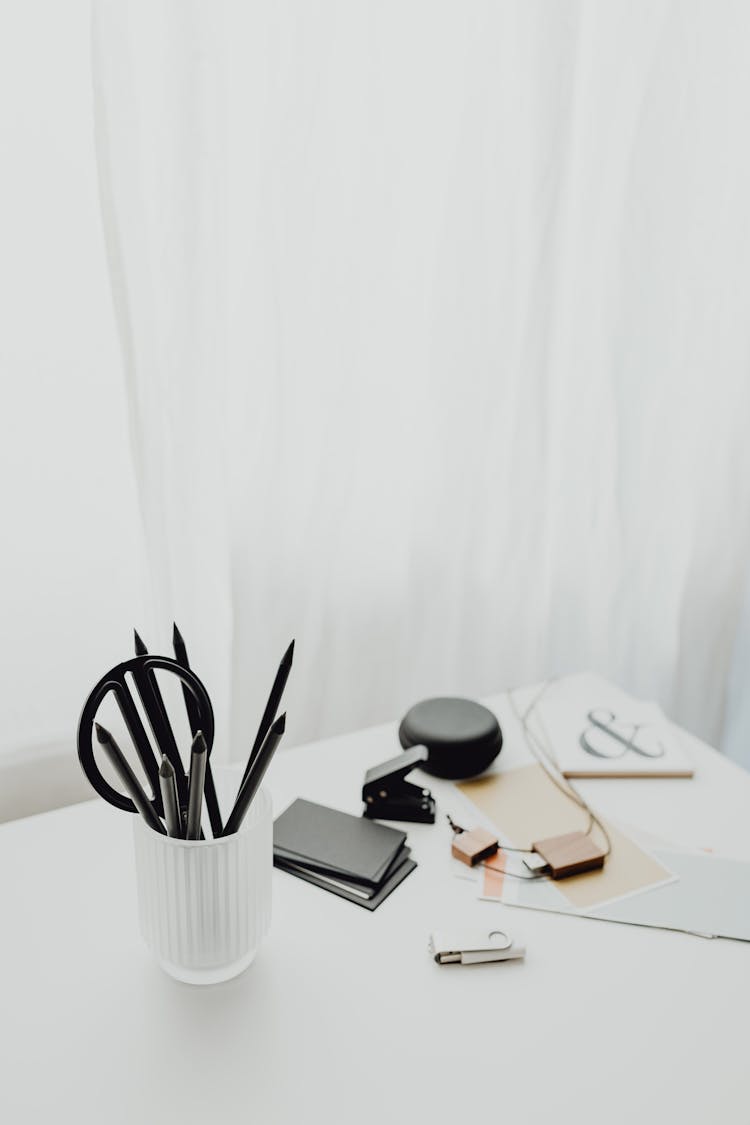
[92, 0, 750, 765]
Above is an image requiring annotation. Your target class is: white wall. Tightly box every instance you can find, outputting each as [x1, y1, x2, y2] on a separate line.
[92, 0, 750, 766]
[0, 0, 142, 755]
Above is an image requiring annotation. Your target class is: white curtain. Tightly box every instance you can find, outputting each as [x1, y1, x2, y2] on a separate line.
[92, 0, 750, 764]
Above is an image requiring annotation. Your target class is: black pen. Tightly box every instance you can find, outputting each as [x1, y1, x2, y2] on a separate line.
[95, 722, 165, 835]
[223, 713, 285, 837]
[158, 755, 182, 838]
[186, 731, 208, 840]
[240, 640, 294, 790]
[172, 623, 223, 837]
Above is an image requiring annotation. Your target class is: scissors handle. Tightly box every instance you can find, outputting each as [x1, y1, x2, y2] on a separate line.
[77, 655, 215, 816]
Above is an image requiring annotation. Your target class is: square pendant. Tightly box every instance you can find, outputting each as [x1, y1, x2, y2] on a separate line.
[451, 828, 499, 867]
[531, 831, 606, 879]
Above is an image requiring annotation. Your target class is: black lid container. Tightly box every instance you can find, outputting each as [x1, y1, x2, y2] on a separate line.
[398, 697, 502, 780]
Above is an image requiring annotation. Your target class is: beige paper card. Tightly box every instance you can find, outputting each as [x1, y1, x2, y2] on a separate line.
[458, 765, 672, 909]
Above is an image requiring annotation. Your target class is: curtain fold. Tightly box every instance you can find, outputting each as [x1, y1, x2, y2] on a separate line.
[92, 0, 750, 763]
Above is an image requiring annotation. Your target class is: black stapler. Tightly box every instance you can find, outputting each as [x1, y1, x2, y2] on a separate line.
[362, 745, 436, 824]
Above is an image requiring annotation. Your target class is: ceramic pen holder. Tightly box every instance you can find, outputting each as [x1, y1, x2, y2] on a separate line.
[132, 785, 272, 985]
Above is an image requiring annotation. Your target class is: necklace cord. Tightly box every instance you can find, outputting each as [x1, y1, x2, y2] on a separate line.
[507, 681, 612, 860]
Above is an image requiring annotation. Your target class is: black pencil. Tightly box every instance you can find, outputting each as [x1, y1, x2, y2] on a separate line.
[172, 622, 223, 837]
[240, 640, 294, 790]
[134, 629, 149, 658]
[171, 623, 201, 731]
[158, 755, 182, 838]
[95, 722, 165, 835]
[223, 713, 286, 837]
[132, 629, 190, 811]
[186, 731, 208, 840]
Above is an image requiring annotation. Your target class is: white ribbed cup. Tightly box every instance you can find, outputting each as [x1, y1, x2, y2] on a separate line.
[132, 787, 272, 985]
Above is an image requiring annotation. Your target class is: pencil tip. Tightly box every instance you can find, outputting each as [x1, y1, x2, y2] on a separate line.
[284, 639, 295, 663]
[94, 722, 110, 743]
[159, 754, 174, 777]
[275, 712, 286, 734]
[133, 629, 148, 656]
[192, 730, 207, 753]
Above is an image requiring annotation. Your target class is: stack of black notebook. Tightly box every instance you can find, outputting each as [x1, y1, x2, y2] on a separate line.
[273, 798, 416, 910]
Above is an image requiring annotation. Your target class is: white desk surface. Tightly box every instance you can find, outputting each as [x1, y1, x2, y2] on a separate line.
[1, 692, 749, 1125]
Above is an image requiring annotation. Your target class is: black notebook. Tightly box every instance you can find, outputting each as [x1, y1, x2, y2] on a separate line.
[273, 799, 416, 909]
[274, 799, 407, 883]
[275, 852, 416, 911]
[273, 842, 410, 889]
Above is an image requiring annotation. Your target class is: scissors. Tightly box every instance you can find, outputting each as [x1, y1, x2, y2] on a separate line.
[579, 708, 666, 760]
[77, 653, 215, 822]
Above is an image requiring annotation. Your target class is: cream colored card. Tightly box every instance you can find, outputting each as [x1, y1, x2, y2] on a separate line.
[523, 674, 694, 778]
[458, 764, 673, 910]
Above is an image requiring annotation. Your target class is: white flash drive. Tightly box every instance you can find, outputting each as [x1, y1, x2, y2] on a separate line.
[429, 929, 526, 965]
